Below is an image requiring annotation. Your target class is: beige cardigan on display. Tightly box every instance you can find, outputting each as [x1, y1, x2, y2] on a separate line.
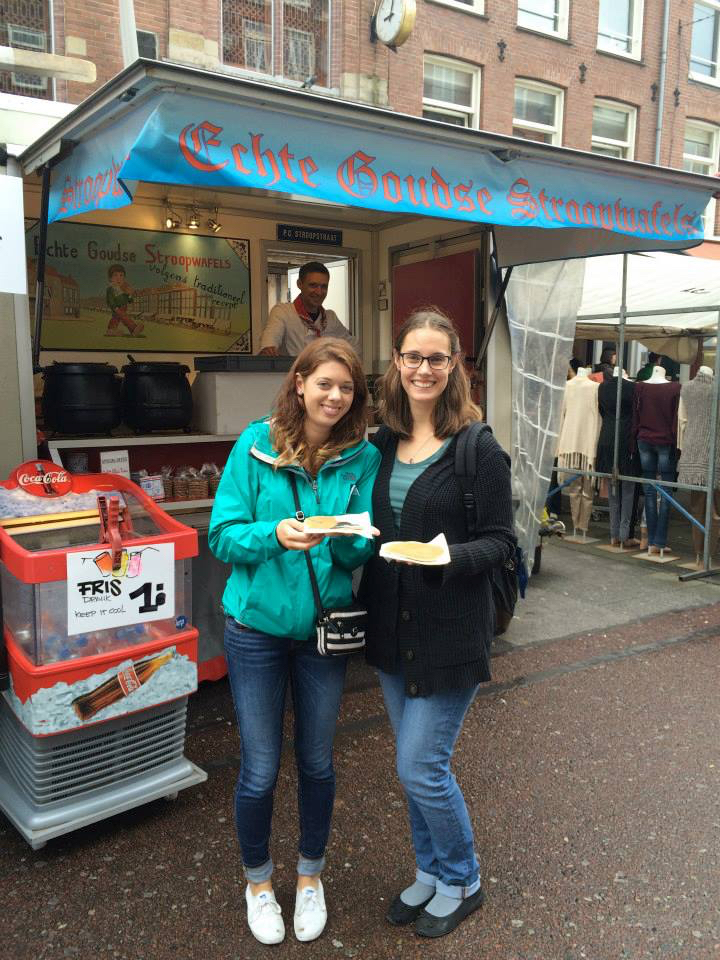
[556, 375, 601, 472]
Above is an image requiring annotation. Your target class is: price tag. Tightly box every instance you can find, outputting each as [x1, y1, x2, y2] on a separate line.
[66, 542, 175, 636]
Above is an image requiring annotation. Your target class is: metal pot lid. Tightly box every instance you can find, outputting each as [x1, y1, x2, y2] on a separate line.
[121, 362, 190, 374]
[43, 362, 119, 375]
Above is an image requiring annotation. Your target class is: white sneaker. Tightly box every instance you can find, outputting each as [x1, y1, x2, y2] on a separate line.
[245, 885, 285, 945]
[294, 880, 327, 942]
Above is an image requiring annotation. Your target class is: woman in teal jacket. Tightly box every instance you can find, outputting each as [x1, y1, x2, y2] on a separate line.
[209, 338, 380, 946]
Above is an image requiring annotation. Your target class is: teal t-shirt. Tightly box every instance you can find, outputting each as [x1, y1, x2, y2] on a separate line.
[389, 439, 452, 532]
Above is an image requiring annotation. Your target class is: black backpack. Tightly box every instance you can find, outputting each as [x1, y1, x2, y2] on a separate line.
[454, 421, 524, 636]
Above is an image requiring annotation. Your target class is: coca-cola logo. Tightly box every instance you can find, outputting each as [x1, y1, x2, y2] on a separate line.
[15, 460, 73, 497]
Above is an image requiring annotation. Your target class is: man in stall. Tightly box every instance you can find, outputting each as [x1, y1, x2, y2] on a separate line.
[258, 261, 358, 356]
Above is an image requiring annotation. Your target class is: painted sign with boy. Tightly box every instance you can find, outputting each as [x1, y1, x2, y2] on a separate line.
[26, 222, 252, 353]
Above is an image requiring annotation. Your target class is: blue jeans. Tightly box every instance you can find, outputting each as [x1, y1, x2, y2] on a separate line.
[637, 440, 675, 548]
[378, 670, 481, 899]
[224, 618, 347, 883]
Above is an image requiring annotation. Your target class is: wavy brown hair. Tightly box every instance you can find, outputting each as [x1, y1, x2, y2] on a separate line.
[377, 307, 482, 439]
[272, 338, 368, 473]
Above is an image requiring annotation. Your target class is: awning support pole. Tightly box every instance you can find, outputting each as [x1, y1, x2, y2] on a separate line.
[545, 473, 581, 503]
[651, 482, 705, 533]
[702, 308, 720, 572]
[611, 254, 628, 495]
[32, 165, 51, 373]
[476, 265, 513, 368]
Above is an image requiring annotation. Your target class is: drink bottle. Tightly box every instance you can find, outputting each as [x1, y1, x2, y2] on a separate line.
[71, 650, 172, 721]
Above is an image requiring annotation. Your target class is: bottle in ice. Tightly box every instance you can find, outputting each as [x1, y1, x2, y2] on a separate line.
[71, 650, 173, 721]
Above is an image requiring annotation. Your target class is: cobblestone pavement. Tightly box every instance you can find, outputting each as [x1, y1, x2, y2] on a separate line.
[2, 540, 720, 960]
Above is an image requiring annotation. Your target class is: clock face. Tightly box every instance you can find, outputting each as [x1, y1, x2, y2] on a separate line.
[375, 0, 415, 47]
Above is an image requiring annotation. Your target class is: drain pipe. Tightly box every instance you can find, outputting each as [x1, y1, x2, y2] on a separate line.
[654, 0, 671, 165]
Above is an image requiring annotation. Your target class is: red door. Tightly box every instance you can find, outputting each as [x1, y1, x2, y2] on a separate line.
[392, 250, 479, 358]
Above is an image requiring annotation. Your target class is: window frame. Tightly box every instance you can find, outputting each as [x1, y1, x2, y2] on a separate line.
[426, 0, 485, 14]
[590, 99, 637, 159]
[596, 0, 644, 61]
[512, 78, 564, 146]
[422, 55, 481, 129]
[517, 0, 570, 40]
[7, 23, 48, 93]
[220, 0, 332, 89]
[689, 0, 720, 86]
[683, 119, 720, 237]
[284, 26, 315, 82]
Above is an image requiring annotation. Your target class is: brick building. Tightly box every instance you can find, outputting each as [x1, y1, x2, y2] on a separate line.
[3, 0, 720, 230]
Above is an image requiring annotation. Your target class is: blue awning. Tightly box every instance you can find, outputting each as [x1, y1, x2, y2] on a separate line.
[20, 61, 717, 263]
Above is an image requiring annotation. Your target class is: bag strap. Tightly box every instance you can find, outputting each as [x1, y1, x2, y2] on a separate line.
[289, 473, 324, 620]
[454, 421, 492, 539]
[372, 423, 393, 453]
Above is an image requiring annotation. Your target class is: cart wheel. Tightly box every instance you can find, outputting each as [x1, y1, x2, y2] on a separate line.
[164, 791, 178, 802]
[532, 543, 542, 576]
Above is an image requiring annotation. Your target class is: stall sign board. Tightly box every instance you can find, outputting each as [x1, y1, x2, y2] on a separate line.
[47, 92, 713, 248]
[276, 224, 343, 246]
[0, 177, 27, 295]
[26, 222, 251, 353]
[99, 449, 131, 478]
[66, 541, 175, 635]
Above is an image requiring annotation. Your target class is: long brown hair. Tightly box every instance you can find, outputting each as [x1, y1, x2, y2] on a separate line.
[377, 307, 482, 439]
[272, 338, 368, 473]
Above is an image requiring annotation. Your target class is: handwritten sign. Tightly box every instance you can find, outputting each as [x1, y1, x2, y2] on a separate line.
[66, 542, 175, 635]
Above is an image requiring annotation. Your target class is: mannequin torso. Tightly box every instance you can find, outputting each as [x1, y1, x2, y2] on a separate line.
[678, 368, 718, 487]
[557, 374, 601, 469]
[632, 376, 681, 448]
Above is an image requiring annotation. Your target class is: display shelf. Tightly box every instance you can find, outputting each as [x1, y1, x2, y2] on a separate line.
[48, 433, 238, 449]
[161, 499, 214, 513]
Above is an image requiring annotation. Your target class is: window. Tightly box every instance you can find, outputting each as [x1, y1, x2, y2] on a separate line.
[517, 0, 569, 39]
[430, 0, 484, 13]
[222, 0, 329, 86]
[0, 0, 52, 100]
[423, 57, 481, 127]
[243, 18, 269, 72]
[284, 27, 314, 81]
[513, 80, 563, 145]
[591, 100, 636, 159]
[690, 1, 720, 82]
[267, 248, 356, 337]
[597, 0, 643, 59]
[683, 121, 720, 235]
[6, 23, 47, 93]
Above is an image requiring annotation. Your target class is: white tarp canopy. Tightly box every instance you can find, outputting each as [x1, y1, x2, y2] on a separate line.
[575, 251, 720, 360]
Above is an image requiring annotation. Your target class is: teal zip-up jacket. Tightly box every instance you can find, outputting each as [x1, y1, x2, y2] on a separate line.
[208, 418, 381, 641]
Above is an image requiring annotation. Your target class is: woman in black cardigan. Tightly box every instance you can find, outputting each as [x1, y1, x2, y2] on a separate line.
[362, 309, 515, 939]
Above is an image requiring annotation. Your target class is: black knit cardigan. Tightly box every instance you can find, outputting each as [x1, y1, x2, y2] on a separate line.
[361, 425, 516, 697]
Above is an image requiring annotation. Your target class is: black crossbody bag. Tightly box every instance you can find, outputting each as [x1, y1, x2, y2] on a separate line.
[289, 474, 367, 656]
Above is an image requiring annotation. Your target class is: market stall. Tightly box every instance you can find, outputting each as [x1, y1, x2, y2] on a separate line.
[11, 58, 720, 667]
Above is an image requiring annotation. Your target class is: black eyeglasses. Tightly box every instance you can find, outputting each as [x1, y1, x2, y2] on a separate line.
[399, 351, 453, 370]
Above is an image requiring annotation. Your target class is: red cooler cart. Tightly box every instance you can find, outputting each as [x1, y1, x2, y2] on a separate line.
[0, 461, 206, 849]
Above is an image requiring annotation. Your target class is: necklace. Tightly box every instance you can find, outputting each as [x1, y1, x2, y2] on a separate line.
[407, 432, 437, 464]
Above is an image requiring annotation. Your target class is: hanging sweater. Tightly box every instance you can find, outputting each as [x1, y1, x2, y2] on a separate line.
[556, 375, 601, 472]
[596, 377, 635, 475]
[677, 371, 719, 486]
[631, 381, 680, 448]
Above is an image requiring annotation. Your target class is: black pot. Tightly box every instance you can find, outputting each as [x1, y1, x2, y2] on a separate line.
[41, 362, 121, 435]
[121, 358, 193, 432]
